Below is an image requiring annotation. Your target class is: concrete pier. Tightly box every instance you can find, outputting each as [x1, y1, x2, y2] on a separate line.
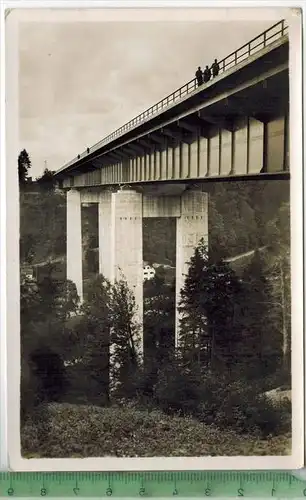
[66, 188, 83, 302]
[175, 190, 209, 347]
[112, 189, 143, 346]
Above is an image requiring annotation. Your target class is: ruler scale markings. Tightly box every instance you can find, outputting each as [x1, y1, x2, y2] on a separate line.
[0, 472, 306, 497]
[238, 472, 243, 498]
[73, 472, 79, 497]
[8, 471, 13, 497]
[173, 473, 178, 496]
[41, 472, 46, 497]
[271, 476, 276, 498]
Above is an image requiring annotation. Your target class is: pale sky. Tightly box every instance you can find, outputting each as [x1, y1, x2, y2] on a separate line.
[18, 12, 283, 178]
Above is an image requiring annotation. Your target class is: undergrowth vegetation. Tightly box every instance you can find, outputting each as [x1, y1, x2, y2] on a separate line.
[22, 402, 291, 458]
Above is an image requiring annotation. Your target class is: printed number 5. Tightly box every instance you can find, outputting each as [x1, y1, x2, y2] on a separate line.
[238, 488, 244, 497]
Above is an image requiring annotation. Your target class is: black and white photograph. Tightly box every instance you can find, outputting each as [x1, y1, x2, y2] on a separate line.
[5, 6, 304, 470]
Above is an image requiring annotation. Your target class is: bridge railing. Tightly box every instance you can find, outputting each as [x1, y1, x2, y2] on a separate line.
[60, 19, 288, 172]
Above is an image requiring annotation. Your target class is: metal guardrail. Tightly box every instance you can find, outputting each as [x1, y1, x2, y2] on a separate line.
[59, 19, 288, 172]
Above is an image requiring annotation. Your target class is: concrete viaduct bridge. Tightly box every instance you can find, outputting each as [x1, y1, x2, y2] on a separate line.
[54, 20, 289, 348]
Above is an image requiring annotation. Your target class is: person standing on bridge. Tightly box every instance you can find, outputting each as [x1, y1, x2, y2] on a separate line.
[195, 66, 203, 86]
[203, 65, 211, 83]
[211, 59, 220, 77]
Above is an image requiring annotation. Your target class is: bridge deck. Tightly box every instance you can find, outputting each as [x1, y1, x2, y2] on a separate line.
[55, 20, 289, 186]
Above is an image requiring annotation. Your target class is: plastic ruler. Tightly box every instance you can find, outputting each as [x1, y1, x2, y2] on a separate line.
[0, 471, 306, 498]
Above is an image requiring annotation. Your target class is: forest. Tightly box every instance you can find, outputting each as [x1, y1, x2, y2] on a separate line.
[19, 150, 291, 458]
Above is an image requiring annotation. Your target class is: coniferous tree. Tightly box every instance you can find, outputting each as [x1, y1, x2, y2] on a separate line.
[110, 275, 141, 396]
[238, 249, 278, 378]
[264, 202, 291, 377]
[178, 238, 243, 371]
[144, 272, 175, 361]
[178, 241, 210, 368]
[18, 149, 31, 185]
[36, 168, 56, 191]
[80, 274, 112, 403]
[143, 272, 175, 396]
[206, 259, 243, 369]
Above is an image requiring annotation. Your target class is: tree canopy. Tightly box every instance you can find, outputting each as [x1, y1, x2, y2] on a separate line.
[18, 149, 31, 185]
[36, 168, 57, 191]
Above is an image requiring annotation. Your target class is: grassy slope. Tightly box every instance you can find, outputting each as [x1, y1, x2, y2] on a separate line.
[22, 403, 291, 459]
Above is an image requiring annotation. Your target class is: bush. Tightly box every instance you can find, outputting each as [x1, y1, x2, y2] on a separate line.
[21, 344, 70, 425]
[112, 365, 158, 404]
[64, 363, 109, 406]
[154, 363, 203, 416]
[21, 403, 52, 454]
[153, 367, 290, 437]
[197, 378, 291, 437]
[20, 358, 40, 424]
[21, 402, 291, 458]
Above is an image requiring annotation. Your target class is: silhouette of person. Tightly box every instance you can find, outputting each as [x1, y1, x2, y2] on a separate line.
[203, 65, 211, 83]
[212, 59, 220, 77]
[195, 66, 203, 86]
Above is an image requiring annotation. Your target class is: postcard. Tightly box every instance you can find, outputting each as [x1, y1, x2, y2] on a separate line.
[5, 5, 304, 471]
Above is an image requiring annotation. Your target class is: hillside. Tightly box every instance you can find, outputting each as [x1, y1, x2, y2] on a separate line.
[20, 180, 289, 280]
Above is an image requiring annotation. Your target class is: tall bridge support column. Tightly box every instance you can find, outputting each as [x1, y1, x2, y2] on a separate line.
[175, 189, 209, 347]
[112, 189, 144, 351]
[98, 189, 143, 352]
[66, 188, 83, 302]
[98, 191, 113, 282]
